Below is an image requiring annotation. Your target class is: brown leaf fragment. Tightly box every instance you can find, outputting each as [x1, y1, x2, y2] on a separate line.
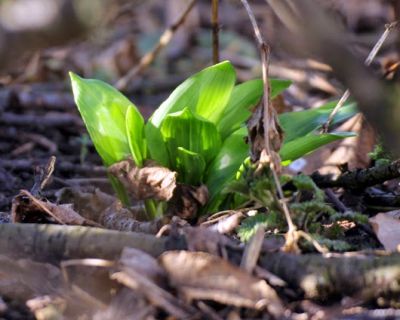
[183, 226, 238, 257]
[369, 212, 400, 251]
[93, 288, 153, 320]
[247, 100, 284, 165]
[100, 201, 167, 233]
[119, 248, 167, 287]
[108, 159, 177, 201]
[12, 190, 100, 227]
[55, 187, 116, 221]
[159, 251, 283, 315]
[112, 263, 195, 318]
[168, 184, 208, 219]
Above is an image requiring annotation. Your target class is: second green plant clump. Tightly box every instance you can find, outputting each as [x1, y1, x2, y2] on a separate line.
[70, 61, 357, 217]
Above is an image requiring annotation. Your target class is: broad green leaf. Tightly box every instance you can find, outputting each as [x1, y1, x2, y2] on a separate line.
[70, 72, 145, 167]
[146, 61, 235, 165]
[218, 79, 262, 139]
[270, 79, 292, 99]
[176, 148, 206, 185]
[205, 127, 248, 199]
[218, 79, 292, 139]
[126, 107, 146, 166]
[280, 132, 356, 162]
[278, 101, 358, 143]
[195, 61, 235, 123]
[160, 108, 221, 171]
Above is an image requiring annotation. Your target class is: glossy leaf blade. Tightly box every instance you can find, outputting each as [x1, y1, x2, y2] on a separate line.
[160, 108, 221, 170]
[205, 127, 248, 199]
[194, 61, 236, 123]
[217, 79, 292, 139]
[217, 79, 263, 139]
[278, 101, 358, 143]
[176, 148, 206, 185]
[126, 107, 146, 166]
[279, 132, 356, 162]
[270, 79, 292, 99]
[70, 72, 144, 167]
[146, 61, 235, 164]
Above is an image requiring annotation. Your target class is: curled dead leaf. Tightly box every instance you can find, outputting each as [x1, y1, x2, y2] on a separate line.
[108, 159, 177, 201]
[369, 212, 400, 252]
[12, 190, 100, 227]
[159, 251, 283, 316]
[168, 184, 208, 219]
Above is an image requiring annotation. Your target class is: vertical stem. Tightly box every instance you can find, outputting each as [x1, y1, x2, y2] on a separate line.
[212, 0, 220, 64]
[145, 199, 159, 220]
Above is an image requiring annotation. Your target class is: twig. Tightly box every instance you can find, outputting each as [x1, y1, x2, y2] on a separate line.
[240, 0, 295, 234]
[211, 0, 220, 64]
[240, 226, 265, 273]
[311, 159, 400, 190]
[115, 0, 197, 91]
[322, 21, 399, 133]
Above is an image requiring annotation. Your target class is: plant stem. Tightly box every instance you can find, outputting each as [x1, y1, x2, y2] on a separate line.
[211, 0, 220, 64]
[145, 199, 159, 219]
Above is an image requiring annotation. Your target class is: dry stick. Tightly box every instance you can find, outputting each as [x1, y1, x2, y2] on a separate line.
[211, 0, 220, 64]
[322, 21, 399, 133]
[115, 0, 197, 91]
[240, 0, 295, 234]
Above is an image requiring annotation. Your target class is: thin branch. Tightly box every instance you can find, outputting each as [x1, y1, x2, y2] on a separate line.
[322, 21, 399, 133]
[115, 0, 197, 91]
[240, 0, 295, 233]
[211, 0, 220, 64]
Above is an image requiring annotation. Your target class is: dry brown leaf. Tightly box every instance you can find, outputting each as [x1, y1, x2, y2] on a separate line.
[100, 201, 166, 233]
[369, 212, 400, 251]
[168, 184, 208, 219]
[119, 248, 167, 287]
[55, 187, 116, 221]
[108, 159, 177, 201]
[11, 190, 101, 227]
[55, 187, 165, 232]
[183, 226, 237, 257]
[247, 100, 284, 165]
[159, 251, 283, 315]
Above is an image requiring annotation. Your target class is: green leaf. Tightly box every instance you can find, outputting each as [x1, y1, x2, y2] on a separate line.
[280, 132, 356, 162]
[278, 101, 358, 143]
[146, 61, 235, 165]
[205, 127, 248, 199]
[217, 79, 262, 139]
[217, 79, 292, 139]
[195, 61, 236, 123]
[125, 107, 146, 166]
[270, 79, 292, 99]
[69, 72, 145, 167]
[176, 148, 206, 185]
[237, 212, 281, 242]
[160, 107, 221, 175]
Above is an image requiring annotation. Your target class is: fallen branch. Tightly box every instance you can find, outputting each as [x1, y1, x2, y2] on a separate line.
[311, 159, 400, 189]
[0, 224, 174, 262]
[260, 251, 400, 301]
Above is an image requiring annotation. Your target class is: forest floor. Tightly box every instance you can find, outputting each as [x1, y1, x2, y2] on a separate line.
[1, 1, 400, 319]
